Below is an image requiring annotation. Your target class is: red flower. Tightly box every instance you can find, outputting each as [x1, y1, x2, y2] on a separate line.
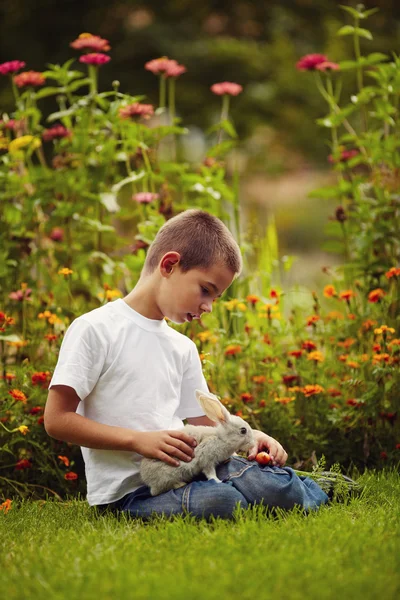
[14, 71, 45, 87]
[132, 192, 159, 204]
[301, 340, 317, 352]
[211, 82, 243, 96]
[385, 267, 400, 279]
[31, 371, 51, 388]
[380, 451, 388, 460]
[15, 459, 32, 470]
[79, 53, 111, 66]
[0, 60, 26, 76]
[9, 389, 27, 403]
[241, 392, 253, 403]
[70, 33, 110, 53]
[368, 288, 386, 303]
[329, 149, 359, 164]
[65, 471, 78, 480]
[50, 227, 64, 242]
[315, 61, 340, 72]
[42, 125, 72, 142]
[282, 374, 300, 386]
[119, 103, 154, 120]
[296, 54, 328, 71]
[29, 406, 43, 415]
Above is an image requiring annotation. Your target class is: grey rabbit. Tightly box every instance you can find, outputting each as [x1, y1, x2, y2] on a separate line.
[140, 389, 255, 496]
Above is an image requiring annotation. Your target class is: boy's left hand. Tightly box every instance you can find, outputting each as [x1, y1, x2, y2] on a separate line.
[247, 430, 288, 466]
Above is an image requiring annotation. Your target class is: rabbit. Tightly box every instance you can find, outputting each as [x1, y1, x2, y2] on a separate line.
[140, 389, 255, 496]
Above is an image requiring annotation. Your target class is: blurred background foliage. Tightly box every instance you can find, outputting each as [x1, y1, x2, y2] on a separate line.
[1, 0, 400, 286]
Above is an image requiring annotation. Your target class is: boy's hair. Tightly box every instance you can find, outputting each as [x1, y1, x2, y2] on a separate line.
[142, 209, 242, 275]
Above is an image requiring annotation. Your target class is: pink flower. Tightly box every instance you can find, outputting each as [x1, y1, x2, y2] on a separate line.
[9, 287, 32, 301]
[0, 60, 26, 76]
[133, 192, 159, 204]
[328, 149, 359, 164]
[14, 71, 45, 87]
[145, 57, 173, 75]
[42, 125, 72, 142]
[70, 33, 110, 53]
[79, 53, 111, 66]
[296, 54, 328, 71]
[50, 227, 64, 242]
[0, 119, 26, 132]
[211, 82, 243, 96]
[164, 62, 186, 78]
[316, 61, 340, 72]
[119, 103, 154, 120]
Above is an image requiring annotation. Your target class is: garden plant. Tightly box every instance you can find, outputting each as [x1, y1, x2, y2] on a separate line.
[0, 5, 399, 507]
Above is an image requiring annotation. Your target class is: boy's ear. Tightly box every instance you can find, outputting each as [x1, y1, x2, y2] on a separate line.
[160, 252, 181, 276]
[195, 389, 230, 424]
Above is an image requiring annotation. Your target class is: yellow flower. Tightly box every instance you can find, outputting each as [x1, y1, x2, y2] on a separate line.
[18, 425, 29, 435]
[374, 325, 395, 336]
[307, 351, 324, 362]
[38, 310, 52, 319]
[105, 289, 122, 301]
[58, 267, 73, 276]
[0, 133, 8, 151]
[9, 135, 41, 154]
[197, 330, 212, 343]
[48, 314, 63, 325]
[224, 299, 239, 311]
[237, 302, 247, 312]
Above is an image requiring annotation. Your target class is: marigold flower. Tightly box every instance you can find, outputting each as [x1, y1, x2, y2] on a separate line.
[372, 353, 390, 364]
[346, 398, 363, 407]
[302, 384, 324, 397]
[288, 350, 304, 358]
[197, 330, 212, 343]
[29, 406, 43, 415]
[241, 392, 253, 403]
[325, 311, 345, 321]
[252, 375, 267, 384]
[14, 70, 45, 87]
[3, 373, 16, 383]
[211, 82, 243, 96]
[388, 339, 400, 349]
[246, 294, 260, 305]
[368, 288, 386, 303]
[274, 397, 295, 405]
[42, 125, 72, 142]
[132, 192, 159, 204]
[374, 325, 395, 336]
[327, 388, 342, 397]
[15, 458, 32, 469]
[385, 267, 400, 279]
[0, 60, 26, 75]
[58, 455, 70, 467]
[315, 61, 340, 72]
[307, 351, 324, 362]
[323, 284, 337, 298]
[44, 333, 58, 342]
[302, 340, 317, 352]
[65, 471, 78, 480]
[380, 451, 388, 460]
[9, 389, 27, 403]
[104, 289, 123, 302]
[18, 425, 29, 435]
[282, 374, 300, 386]
[296, 54, 328, 71]
[347, 361, 359, 369]
[0, 499, 12, 513]
[337, 338, 356, 349]
[339, 290, 356, 301]
[307, 315, 320, 326]
[31, 371, 51, 387]
[338, 354, 349, 362]
[70, 33, 111, 53]
[224, 344, 242, 356]
[362, 319, 377, 331]
[58, 267, 73, 276]
[79, 53, 111, 66]
[119, 103, 154, 120]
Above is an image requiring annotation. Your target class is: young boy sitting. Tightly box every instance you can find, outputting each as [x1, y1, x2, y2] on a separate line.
[44, 209, 328, 519]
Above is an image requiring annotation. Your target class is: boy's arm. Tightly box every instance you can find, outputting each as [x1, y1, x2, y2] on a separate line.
[186, 415, 216, 427]
[44, 385, 197, 465]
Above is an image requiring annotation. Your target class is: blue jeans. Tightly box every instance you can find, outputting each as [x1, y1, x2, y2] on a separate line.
[107, 457, 329, 520]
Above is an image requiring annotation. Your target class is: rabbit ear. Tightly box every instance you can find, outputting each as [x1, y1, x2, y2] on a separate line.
[195, 389, 230, 424]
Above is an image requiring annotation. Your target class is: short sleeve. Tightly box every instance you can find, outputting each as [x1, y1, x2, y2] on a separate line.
[49, 317, 108, 401]
[177, 340, 208, 419]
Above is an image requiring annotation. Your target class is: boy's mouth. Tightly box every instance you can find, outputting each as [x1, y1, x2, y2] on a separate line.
[186, 313, 199, 322]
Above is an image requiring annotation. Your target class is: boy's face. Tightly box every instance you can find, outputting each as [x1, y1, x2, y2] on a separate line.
[159, 262, 235, 324]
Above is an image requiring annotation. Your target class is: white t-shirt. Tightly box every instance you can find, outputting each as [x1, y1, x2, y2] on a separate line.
[49, 298, 207, 506]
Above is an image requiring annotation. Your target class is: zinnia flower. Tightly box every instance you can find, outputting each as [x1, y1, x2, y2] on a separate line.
[79, 53, 111, 66]
[65, 471, 78, 480]
[42, 125, 72, 142]
[132, 192, 159, 204]
[315, 61, 340, 72]
[301, 340, 317, 351]
[14, 71, 45, 87]
[145, 57, 186, 78]
[296, 54, 328, 71]
[70, 33, 111, 53]
[0, 60, 26, 75]
[211, 82, 243, 96]
[368, 288, 386, 303]
[302, 384, 324, 397]
[119, 103, 154, 120]
[9, 285, 32, 301]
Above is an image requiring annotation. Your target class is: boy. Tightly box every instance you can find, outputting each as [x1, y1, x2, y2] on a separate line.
[44, 209, 328, 519]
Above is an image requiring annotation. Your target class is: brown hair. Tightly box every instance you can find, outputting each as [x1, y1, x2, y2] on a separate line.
[142, 209, 242, 275]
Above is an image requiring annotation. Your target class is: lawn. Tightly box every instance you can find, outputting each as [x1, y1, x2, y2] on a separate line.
[1, 469, 399, 600]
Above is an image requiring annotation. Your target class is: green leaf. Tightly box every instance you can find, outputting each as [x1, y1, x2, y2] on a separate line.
[111, 171, 146, 194]
[338, 60, 359, 71]
[355, 28, 373, 40]
[339, 5, 364, 19]
[35, 87, 64, 100]
[219, 119, 238, 138]
[47, 108, 76, 123]
[67, 78, 91, 92]
[207, 140, 236, 157]
[337, 25, 355, 36]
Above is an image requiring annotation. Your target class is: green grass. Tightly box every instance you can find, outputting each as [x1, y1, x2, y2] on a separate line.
[1, 470, 399, 600]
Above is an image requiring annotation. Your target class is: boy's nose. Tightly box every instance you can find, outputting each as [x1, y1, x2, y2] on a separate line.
[200, 301, 212, 314]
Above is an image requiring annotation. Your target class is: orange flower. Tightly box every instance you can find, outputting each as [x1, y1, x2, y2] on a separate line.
[307, 351, 324, 363]
[9, 389, 27, 403]
[368, 288, 386, 303]
[241, 392, 253, 403]
[374, 325, 395, 336]
[306, 315, 320, 326]
[339, 290, 356, 301]
[323, 285, 337, 298]
[252, 375, 267, 384]
[44, 333, 58, 342]
[274, 397, 295, 405]
[339, 354, 349, 362]
[15, 459, 32, 470]
[327, 388, 342, 397]
[302, 384, 324, 397]
[0, 499, 12, 513]
[337, 338, 356, 349]
[346, 361, 359, 369]
[385, 267, 400, 279]
[325, 311, 344, 321]
[246, 294, 260, 305]
[362, 319, 377, 331]
[372, 353, 390, 364]
[65, 472, 78, 480]
[224, 344, 242, 356]
[58, 455, 70, 467]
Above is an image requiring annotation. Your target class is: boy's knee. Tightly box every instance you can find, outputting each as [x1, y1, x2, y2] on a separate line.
[186, 481, 248, 519]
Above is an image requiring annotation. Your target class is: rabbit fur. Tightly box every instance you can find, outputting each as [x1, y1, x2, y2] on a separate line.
[140, 389, 255, 496]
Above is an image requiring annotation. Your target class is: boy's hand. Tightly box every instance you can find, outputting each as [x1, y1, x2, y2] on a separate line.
[247, 430, 288, 467]
[133, 430, 197, 466]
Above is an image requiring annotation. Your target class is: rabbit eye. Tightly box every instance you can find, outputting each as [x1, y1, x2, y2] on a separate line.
[240, 427, 247, 435]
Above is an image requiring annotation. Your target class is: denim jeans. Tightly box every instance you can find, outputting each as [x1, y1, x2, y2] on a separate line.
[106, 457, 329, 520]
